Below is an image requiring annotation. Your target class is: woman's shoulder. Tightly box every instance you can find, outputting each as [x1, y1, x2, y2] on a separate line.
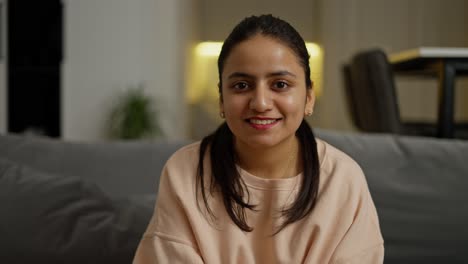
[315, 138, 367, 190]
[316, 138, 361, 170]
[165, 141, 202, 166]
[160, 141, 203, 187]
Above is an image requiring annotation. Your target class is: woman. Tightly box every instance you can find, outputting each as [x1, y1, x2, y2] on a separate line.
[134, 15, 384, 263]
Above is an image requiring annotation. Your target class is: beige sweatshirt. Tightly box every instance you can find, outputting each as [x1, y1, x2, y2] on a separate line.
[133, 139, 384, 264]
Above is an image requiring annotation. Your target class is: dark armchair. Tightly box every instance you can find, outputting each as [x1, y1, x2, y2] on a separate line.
[343, 49, 468, 138]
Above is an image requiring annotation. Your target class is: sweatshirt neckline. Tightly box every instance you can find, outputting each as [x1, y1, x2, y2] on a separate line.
[236, 165, 303, 191]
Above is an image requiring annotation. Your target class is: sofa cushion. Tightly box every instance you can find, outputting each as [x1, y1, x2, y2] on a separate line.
[0, 158, 154, 264]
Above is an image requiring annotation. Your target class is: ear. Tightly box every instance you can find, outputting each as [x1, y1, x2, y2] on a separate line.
[305, 85, 315, 115]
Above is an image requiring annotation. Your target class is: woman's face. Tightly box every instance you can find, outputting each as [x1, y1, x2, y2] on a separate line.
[220, 34, 315, 150]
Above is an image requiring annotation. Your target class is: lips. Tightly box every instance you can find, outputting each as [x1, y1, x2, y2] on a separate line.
[249, 119, 277, 125]
[245, 117, 282, 130]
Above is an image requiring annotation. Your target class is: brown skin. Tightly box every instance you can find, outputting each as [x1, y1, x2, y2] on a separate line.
[219, 34, 315, 179]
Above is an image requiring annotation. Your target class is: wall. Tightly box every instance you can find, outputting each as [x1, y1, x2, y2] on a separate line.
[313, 0, 468, 131]
[200, 0, 318, 41]
[62, 0, 190, 141]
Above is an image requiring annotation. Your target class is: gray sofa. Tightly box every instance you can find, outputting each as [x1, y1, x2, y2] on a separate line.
[0, 129, 467, 263]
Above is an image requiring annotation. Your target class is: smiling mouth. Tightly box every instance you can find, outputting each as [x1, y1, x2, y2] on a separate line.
[246, 118, 282, 125]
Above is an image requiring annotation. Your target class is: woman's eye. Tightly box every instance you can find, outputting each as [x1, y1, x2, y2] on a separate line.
[274, 81, 288, 89]
[233, 82, 249, 90]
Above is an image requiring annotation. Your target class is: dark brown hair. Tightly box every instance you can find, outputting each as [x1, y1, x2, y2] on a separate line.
[197, 14, 320, 234]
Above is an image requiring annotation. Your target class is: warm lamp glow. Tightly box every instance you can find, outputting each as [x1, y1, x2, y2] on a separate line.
[195, 42, 321, 58]
[306, 43, 321, 58]
[196, 42, 223, 57]
[305, 43, 323, 98]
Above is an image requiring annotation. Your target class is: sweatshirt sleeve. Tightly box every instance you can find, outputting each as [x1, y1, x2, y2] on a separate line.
[133, 235, 204, 264]
[330, 168, 385, 264]
[133, 150, 204, 264]
[332, 243, 384, 264]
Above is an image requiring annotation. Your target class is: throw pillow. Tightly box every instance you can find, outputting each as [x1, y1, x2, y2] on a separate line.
[0, 158, 153, 264]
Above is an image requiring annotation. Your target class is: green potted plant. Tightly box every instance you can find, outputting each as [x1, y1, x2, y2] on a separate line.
[107, 85, 162, 140]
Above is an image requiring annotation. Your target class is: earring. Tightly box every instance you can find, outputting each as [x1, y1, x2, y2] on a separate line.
[220, 112, 225, 118]
[305, 110, 313, 116]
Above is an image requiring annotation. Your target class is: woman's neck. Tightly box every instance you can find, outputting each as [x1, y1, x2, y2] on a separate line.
[234, 137, 301, 179]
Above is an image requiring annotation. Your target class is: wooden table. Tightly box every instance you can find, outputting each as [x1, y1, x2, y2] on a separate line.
[389, 47, 468, 138]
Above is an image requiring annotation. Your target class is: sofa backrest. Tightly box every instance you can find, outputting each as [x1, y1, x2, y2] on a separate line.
[0, 134, 190, 198]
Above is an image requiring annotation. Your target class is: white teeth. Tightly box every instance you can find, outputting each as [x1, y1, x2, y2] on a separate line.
[250, 119, 276, 125]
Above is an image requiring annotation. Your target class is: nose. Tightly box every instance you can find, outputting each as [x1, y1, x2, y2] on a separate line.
[249, 83, 273, 112]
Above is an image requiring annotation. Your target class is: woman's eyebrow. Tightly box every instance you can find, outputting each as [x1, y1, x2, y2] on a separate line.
[227, 71, 297, 79]
[267, 71, 297, 78]
[227, 72, 254, 79]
